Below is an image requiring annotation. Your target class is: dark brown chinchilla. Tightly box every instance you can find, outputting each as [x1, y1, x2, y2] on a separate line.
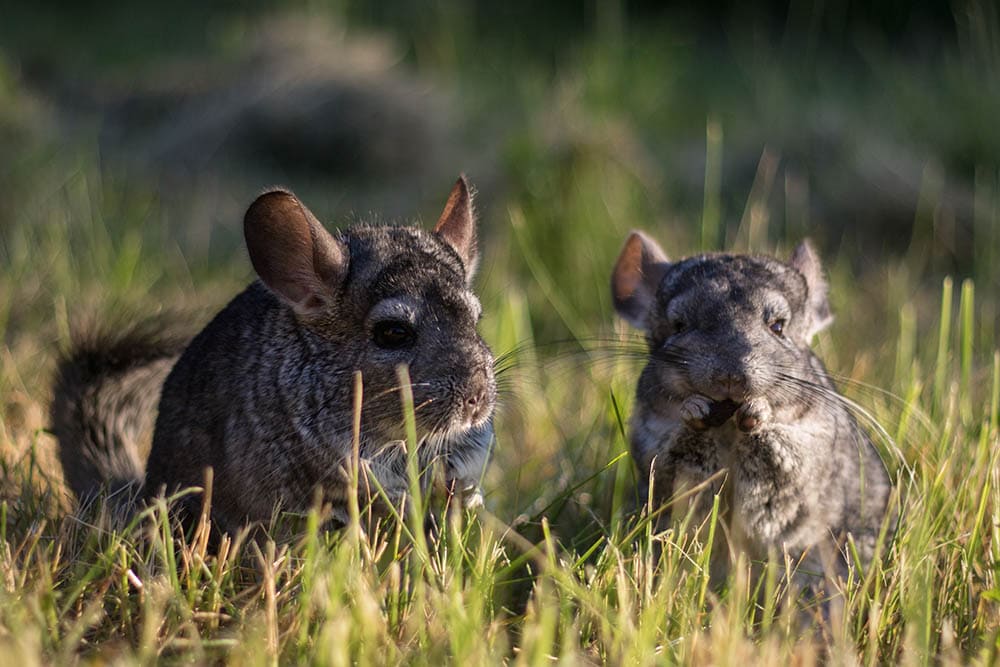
[611, 231, 891, 586]
[51, 177, 496, 533]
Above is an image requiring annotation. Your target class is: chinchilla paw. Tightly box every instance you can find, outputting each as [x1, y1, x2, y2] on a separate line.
[737, 397, 772, 432]
[462, 487, 484, 510]
[680, 394, 714, 431]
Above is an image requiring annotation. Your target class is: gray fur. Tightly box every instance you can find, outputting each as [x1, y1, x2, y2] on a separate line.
[52, 178, 496, 532]
[51, 318, 192, 505]
[612, 232, 891, 583]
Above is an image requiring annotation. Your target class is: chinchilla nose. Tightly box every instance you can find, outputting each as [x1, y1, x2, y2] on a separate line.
[463, 367, 495, 422]
[465, 391, 485, 418]
[714, 371, 747, 399]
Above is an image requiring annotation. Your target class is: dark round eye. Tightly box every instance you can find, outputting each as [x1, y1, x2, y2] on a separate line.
[372, 321, 416, 349]
[769, 319, 786, 337]
[672, 319, 686, 333]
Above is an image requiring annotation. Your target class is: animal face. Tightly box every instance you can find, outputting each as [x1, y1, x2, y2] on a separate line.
[328, 226, 495, 440]
[644, 255, 813, 401]
[611, 232, 832, 404]
[244, 177, 495, 443]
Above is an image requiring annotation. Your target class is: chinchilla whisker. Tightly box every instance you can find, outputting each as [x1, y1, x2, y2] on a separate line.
[769, 361, 901, 404]
[775, 373, 900, 456]
[493, 383, 530, 407]
[411, 398, 437, 415]
[492, 340, 538, 363]
[493, 360, 528, 377]
[818, 372, 904, 399]
[771, 361, 905, 401]
[531, 336, 650, 357]
[493, 373, 522, 388]
[491, 395, 531, 422]
[803, 369, 933, 433]
[492, 356, 519, 371]
[529, 348, 646, 369]
[533, 335, 647, 349]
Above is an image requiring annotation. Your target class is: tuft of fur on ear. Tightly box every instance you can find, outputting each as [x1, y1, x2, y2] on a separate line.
[244, 189, 348, 315]
[433, 175, 478, 282]
[789, 239, 833, 339]
[611, 231, 670, 330]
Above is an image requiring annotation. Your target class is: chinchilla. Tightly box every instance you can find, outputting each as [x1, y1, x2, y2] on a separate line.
[611, 231, 892, 586]
[52, 177, 496, 533]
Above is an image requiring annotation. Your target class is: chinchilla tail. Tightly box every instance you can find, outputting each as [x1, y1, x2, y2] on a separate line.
[50, 316, 192, 508]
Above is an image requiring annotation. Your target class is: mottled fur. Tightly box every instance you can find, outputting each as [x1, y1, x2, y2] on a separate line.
[53, 177, 496, 532]
[612, 232, 891, 584]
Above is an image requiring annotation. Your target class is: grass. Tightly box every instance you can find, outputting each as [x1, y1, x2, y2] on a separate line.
[2, 2, 1000, 664]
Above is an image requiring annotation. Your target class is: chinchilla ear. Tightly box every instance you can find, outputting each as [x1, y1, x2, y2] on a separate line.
[789, 239, 833, 339]
[433, 175, 478, 282]
[244, 189, 348, 315]
[611, 231, 670, 330]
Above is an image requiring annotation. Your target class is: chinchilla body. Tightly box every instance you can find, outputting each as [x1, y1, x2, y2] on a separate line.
[612, 232, 891, 582]
[53, 177, 496, 531]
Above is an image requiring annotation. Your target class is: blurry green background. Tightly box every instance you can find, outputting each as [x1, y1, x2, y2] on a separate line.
[1, 0, 998, 526]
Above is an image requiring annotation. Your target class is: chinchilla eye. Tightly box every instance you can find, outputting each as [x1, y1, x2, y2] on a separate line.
[372, 320, 416, 349]
[672, 319, 686, 333]
[769, 319, 786, 337]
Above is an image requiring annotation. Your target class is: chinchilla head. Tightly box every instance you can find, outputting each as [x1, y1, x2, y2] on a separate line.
[243, 176, 495, 442]
[611, 231, 833, 405]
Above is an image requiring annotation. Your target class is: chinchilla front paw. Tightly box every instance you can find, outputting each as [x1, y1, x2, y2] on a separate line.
[461, 486, 484, 510]
[680, 394, 714, 431]
[736, 397, 772, 432]
[444, 478, 485, 510]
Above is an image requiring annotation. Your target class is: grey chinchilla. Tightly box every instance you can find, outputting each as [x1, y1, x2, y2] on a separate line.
[52, 177, 496, 533]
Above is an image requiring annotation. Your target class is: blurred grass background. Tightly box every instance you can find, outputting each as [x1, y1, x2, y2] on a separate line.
[1, 0, 999, 663]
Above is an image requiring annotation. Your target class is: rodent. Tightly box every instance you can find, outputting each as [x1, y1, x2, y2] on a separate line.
[51, 176, 496, 532]
[611, 231, 892, 584]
